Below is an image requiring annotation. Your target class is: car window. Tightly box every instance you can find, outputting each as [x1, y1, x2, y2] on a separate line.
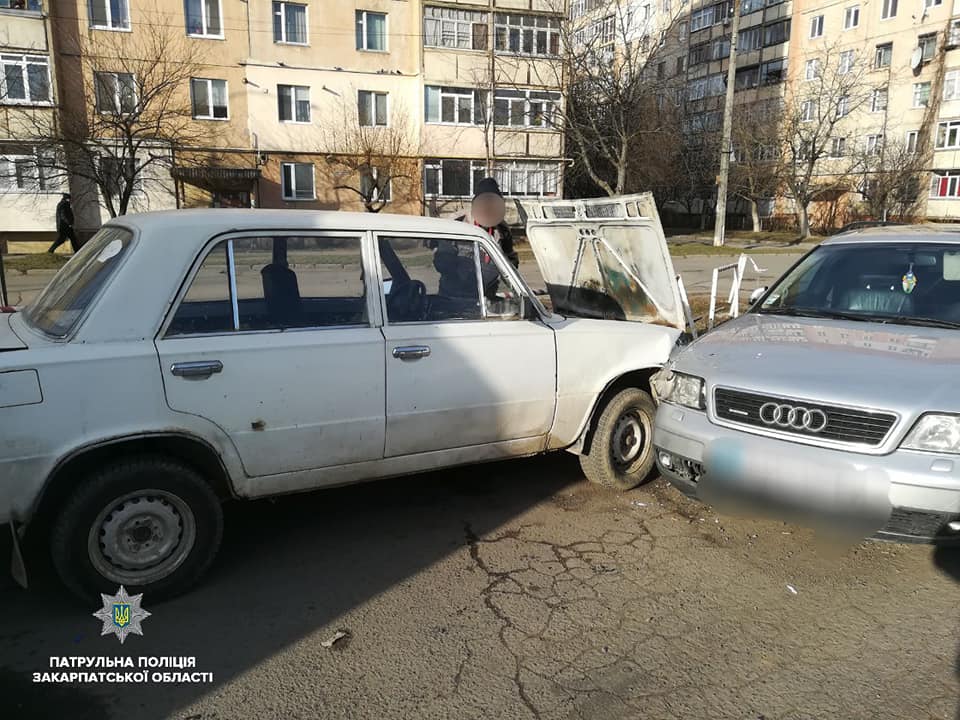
[23, 226, 133, 338]
[166, 235, 367, 336]
[379, 236, 521, 323]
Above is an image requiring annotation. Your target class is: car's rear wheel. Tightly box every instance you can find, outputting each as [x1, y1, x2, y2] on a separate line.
[50, 456, 223, 603]
[580, 387, 657, 491]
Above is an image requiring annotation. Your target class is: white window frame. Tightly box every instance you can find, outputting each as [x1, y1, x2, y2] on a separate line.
[358, 90, 388, 127]
[866, 134, 883, 155]
[361, 167, 391, 203]
[423, 158, 559, 198]
[930, 170, 960, 199]
[94, 71, 137, 114]
[0, 54, 51, 105]
[356, 10, 388, 52]
[829, 137, 846, 158]
[871, 87, 888, 112]
[881, 0, 897, 20]
[424, 86, 482, 126]
[89, 0, 130, 30]
[843, 5, 859, 30]
[936, 120, 960, 149]
[836, 95, 850, 118]
[913, 81, 931, 108]
[809, 15, 824, 39]
[838, 50, 855, 75]
[277, 84, 310, 123]
[926, 0, 943, 6]
[946, 70, 960, 101]
[493, 12, 560, 57]
[281, 162, 315, 201]
[273, 1, 308, 45]
[919, 33, 937, 62]
[875, 42, 892, 68]
[190, 78, 229, 120]
[906, 130, 919, 154]
[801, 99, 817, 122]
[0, 146, 58, 193]
[804, 58, 820, 81]
[493, 88, 561, 128]
[185, 0, 223, 38]
[423, 6, 488, 50]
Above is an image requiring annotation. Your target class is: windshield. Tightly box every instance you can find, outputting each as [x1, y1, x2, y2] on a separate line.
[756, 242, 960, 328]
[23, 226, 134, 338]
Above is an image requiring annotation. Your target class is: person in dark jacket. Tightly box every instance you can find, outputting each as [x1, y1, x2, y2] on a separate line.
[48, 193, 79, 253]
[454, 177, 519, 269]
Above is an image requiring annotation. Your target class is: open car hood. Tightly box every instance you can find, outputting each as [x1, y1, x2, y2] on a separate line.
[518, 193, 684, 329]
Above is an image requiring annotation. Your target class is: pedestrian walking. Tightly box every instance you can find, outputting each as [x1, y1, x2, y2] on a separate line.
[48, 193, 79, 253]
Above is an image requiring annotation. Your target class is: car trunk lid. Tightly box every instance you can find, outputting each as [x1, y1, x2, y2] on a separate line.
[519, 193, 684, 330]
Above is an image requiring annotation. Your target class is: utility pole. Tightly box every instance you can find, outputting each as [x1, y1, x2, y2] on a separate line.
[712, 0, 742, 247]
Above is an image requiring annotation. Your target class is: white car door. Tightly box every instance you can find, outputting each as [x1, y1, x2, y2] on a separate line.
[155, 232, 385, 478]
[377, 232, 556, 458]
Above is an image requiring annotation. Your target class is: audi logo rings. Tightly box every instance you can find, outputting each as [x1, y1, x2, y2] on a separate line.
[758, 402, 829, 432]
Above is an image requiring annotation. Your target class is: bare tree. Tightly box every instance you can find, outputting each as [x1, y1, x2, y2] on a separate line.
[546, 0, 686, 197]
[9, 23, 209, 218]
[730, 99, 781, 232]
[777, 43, 873, 238]
[316, 90, 421, 213]
[852, 127, 926, 223]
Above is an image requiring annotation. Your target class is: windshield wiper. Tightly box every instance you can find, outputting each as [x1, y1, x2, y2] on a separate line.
[872, 315, 960, 330]
[757, 307, 871, 322]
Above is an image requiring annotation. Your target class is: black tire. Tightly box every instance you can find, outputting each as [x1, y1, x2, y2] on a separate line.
[50, 455, 223, 603]
[579, 387, 657, 491]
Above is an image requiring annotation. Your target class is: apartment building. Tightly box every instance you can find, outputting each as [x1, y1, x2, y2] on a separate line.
[792, 0, 958, 222]
[0, 0, 61, 250]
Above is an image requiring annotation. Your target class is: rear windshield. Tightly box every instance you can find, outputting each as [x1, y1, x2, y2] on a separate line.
[23, 226, 133, 338]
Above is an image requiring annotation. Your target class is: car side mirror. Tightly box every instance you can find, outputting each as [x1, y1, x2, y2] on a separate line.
[749, 286, 767, 305]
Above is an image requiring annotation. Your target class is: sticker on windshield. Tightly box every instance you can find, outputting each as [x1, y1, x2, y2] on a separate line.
[902, 265, 917, 294]
[96, 239, 123, 263]
[945, 252, 960, 281]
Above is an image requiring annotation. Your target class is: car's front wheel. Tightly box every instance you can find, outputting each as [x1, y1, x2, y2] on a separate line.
[580, 387, 657, 491]
[50, 456, 223, 603]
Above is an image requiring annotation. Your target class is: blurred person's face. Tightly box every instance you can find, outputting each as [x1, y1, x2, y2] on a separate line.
[472, 193, 505, 227]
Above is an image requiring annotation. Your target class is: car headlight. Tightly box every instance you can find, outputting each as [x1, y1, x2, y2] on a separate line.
[659, 371, 706, 410]
[901, 414, 960, 454]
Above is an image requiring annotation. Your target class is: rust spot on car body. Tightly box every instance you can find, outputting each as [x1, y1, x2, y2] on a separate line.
[251, 419, 266, 431]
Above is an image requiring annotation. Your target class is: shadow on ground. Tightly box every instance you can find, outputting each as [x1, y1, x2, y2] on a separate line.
[0, 454, 581, 720]
[933, 546, 960, 720]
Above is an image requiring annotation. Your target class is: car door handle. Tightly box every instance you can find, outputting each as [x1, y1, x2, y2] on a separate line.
[170, 360, 223, 378]
[392, 345, 431, 360]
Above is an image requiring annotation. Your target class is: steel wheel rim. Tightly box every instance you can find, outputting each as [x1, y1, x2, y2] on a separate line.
[87, 489, 197, 586]
[611, 409, 648, 471]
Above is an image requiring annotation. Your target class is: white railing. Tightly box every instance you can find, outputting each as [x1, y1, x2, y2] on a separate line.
[706, 254, 767, 331]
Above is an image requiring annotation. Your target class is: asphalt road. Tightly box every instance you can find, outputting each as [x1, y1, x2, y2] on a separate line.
[1, 456, 958, 720]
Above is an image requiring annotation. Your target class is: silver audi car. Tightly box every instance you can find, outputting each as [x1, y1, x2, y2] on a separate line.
[653, 226, 960, 543]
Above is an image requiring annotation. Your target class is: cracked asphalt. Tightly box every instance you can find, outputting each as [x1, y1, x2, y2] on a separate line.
[2, 454, 959, 719]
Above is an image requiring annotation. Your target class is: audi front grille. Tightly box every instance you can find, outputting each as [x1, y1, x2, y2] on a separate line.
[713, 388, 898, 447]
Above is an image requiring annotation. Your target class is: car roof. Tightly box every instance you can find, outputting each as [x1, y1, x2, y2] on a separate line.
[106, 208, 480, 237]
[823, 223, 960, 245]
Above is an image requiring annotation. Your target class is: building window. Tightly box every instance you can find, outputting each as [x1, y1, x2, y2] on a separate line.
[843, 5, 859, 29]
[675, 56, 686, 75]
[866, 134, 883, 155]
[0, 54, 51, 104]
[493, 89, 560, 128]
[906, 130, 919, 153]
[930, 171, 960, 198]
[804, 59, 820, 81]
[919, 33, 937, 62]
[424, 159, 559, 197]
[809, 15, 823, 39]
[913, 82, 931, 108]
[734, 65, 760, 90]
[678, 20, 687, 41]
[926, 0, 943, 6]
[741, 0, 764, 13]
[936, 120, 960, 149]
[0, 146, 57, 192]
[836, 95, 850, 118]
[829, 137, 846, 157]
[0, 0, 42, 9]
[838, 50, 855, 75]
[360, 167, 390, 203]
[881, 0, 897, 20]
[424, 86, 484, 125]
[712, 36, 731, 60]
[358, 90, 388, 127]
[801, 100, 817, 122]
[281, 162, 314, 200]
[273, 2, 308, 44]
[190, 78, 228, 120]
[89, 0, 130, 29]
[94, 71, 136, 114]
[690, 42, 709, 66]
[946, 70, 960, 100]
[185, 0, 222, 37]
[423, 6, 488, 50]
[871, 87, 888, 112]
[739, 27, 762, 52]
[950, 19, 960, 47]
[493, 13, 560, 56]
[764, 20, 790, 46]
[761, 58, 785, 85]
[277, 84, 310, 123]
[356, 10, 387, 51]
[875, 42, 892, 68]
